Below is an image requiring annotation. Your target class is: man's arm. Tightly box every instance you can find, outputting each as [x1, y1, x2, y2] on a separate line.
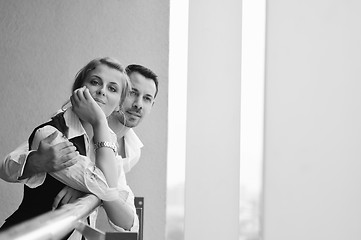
[0, 131, 78, 184]
[20, 131, 78, 179]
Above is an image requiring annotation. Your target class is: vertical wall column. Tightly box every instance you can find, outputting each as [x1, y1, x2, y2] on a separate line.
[263, 1, 361, 239]
[185, 1, 242, 240]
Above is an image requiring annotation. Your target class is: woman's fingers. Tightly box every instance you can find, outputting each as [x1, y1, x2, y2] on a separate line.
[71, 87, 90, 108]
[76, 87, 85, 101]
[83, 87, 92, 100]
[52, 187, 67, 210]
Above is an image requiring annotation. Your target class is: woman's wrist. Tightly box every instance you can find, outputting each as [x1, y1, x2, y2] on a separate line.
[94, 141, 117, 154]
[91, 116, 108, 128]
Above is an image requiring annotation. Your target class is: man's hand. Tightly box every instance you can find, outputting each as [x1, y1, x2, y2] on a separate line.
[52, 186, 86, 210]
[20, 131, 79, 179]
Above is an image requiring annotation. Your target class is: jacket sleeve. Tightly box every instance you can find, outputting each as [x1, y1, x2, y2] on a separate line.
[0, 141, 46, 187]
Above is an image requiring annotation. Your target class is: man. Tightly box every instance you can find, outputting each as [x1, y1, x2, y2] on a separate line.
[108, 64, 159, 172]
[0, 64, 158, 206]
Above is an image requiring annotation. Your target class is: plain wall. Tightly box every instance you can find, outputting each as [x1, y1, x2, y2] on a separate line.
[263, 0, 361, 239]
[185, 1, 242, 240]
[0, 1, 169, 240]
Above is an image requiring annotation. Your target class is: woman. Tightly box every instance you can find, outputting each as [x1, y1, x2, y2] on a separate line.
[1, 57, 138, 239]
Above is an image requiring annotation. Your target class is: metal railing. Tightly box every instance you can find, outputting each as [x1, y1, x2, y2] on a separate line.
[0, 194, 101, 240]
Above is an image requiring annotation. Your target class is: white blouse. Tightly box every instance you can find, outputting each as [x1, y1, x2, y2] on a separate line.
[1, 109, 141, 235]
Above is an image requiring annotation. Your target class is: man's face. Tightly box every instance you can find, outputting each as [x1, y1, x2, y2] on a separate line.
[120, 72, 157, 128]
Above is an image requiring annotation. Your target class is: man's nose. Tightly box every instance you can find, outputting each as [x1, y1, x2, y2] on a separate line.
[133, 97, 143, 110]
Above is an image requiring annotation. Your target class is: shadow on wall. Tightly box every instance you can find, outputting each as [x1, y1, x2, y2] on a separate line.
[166, 183, 184, 240]
[239, 186, 261, 240]
[165, 183, 261, 240]
[166, 214, 184, 240]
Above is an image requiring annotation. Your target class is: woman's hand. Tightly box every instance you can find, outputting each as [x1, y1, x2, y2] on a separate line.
[70, 87, 107, 126]
[52, 186, 86, 210]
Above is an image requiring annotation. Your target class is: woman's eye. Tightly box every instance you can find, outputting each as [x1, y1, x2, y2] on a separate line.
[109, 86, 117, 92]
[90, 79, 99, 85]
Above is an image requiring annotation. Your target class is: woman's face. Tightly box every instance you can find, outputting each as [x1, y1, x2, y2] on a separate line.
[82, 64, 123, 117]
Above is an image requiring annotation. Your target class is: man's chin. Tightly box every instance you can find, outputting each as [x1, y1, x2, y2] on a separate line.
[124, 118, 140, 128]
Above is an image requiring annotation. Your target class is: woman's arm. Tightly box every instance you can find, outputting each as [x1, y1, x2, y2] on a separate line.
[72, 87, 137, 231]
[31, 123, 137, 231]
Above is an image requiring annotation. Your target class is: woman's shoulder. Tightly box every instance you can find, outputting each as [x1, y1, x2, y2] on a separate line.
[28, 112, 67, 146]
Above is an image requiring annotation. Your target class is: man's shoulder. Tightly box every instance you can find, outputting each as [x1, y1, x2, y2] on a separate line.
[125, 129, 144, 149]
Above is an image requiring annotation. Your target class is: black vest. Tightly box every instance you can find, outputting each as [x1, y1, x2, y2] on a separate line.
[1, 112, 86, 231]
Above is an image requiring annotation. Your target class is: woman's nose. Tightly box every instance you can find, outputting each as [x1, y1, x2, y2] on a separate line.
[97, 87, 106, 96]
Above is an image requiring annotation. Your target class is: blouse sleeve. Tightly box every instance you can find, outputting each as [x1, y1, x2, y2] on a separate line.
[31, 125, 132, 202]
[107, 156, 139, 232]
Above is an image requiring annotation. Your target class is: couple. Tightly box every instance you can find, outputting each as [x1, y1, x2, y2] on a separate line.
[0, 57, 158, 240]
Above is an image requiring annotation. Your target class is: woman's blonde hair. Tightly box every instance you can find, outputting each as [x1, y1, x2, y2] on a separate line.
[71, 57, 131, 108]
[62, 57, 131, 112]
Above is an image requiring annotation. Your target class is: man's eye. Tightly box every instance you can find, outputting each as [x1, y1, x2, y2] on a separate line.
[129, 91, 137, 96]
[144, 97, 152, 102]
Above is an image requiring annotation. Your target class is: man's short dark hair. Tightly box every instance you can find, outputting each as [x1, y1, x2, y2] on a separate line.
[126, 64, 159, 98]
